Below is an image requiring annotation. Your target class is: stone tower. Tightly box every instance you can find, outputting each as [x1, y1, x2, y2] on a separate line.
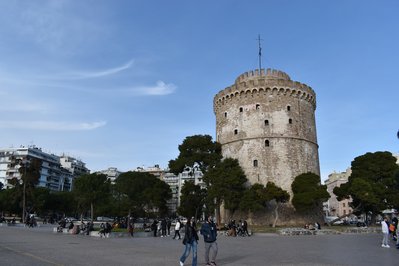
[213, 68, 320, 195]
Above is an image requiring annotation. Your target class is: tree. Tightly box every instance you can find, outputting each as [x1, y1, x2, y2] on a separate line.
[292, 172, 329, 214]
[169, 135, 222, 175]
[265, 182, 290, 227]
[178, 181, 206, 219]
[334, 151, 399, 217]
[19, 157, 41, 219]
[73, 173, 111, 221]
[46, 191, 76, 218]
[239, 182, 289, 227]
[31, 187, 51, 216]
[391, 171, 399, 209]
[239, 183, 268, 213]
[0, 187, 21, 215]
[114, 171, 172, 217]
[203, 158, 247, 224]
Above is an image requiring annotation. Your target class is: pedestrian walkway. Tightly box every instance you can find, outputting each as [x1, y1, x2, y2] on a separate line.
[0, 224, 398, 265]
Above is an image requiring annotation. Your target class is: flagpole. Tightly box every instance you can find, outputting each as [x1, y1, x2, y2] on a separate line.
[257, 34, 262, 71]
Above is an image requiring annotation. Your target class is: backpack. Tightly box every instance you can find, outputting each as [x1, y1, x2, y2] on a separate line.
[389, 223, 395, 232]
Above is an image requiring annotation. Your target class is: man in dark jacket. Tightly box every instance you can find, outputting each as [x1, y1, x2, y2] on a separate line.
[161, 218, 167, 237]
[200, 215, 218, 266]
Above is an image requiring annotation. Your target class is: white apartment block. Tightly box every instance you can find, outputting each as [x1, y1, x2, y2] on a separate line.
[162, 172, 179, 215]
[133, 164, 164, 178]
[176, 165, 205, 206]
[131, 164, 205, 216]
[97, 167, 122, 183]
[324, 168, 353, 217]
[59, 154, 90, 178]
[0, 146, 89, 192]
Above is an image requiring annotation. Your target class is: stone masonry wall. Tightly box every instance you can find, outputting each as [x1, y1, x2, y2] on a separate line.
[213, 69, 320, 197]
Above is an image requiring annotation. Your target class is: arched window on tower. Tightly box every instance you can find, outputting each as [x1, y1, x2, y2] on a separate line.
[289, 118, 292, 124]
[287, 105, 291, 111]
[264, 120, 269, 126]
[253, 160, 258, 167]
[265, 140, 270, 147]
[234, 129, 238, 135]
[239, 107, 243, 112]
[224, 112, 227, 118]
[256, 104, 260, 110]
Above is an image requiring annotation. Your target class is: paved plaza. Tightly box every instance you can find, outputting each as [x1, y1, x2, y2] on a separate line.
[0, 224, 398, 266]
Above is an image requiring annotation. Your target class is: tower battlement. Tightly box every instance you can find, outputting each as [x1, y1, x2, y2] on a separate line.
[235, 68, 291, 83]
[214, 69, 316, 113]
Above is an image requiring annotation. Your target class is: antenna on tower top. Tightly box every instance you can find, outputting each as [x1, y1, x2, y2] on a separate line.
[257, 34, 263, 71]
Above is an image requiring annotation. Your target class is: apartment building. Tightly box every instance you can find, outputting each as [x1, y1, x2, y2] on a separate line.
[97, 167, 122, 183]
[324, 168, 353, 217]
[0, 146, 89, 192]
[131, 164, 205, 216]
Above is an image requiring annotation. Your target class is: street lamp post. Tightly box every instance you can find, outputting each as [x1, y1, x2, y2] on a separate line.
[21, 159, 28, 225]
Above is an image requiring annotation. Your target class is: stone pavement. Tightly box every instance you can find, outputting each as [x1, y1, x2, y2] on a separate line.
[0, 224, 398, 266]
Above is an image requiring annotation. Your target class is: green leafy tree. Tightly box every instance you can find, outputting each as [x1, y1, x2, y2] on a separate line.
[239, 183, 268, 212]
[18, 158, 41, 187]
[178, 181, 206, 219]
[19, 158, 41, 217]
[31, 187, 51, 216]
[115, 171, 172, 217]
[73, 173, 111, 221]
[334, 151, 399, 216]
[169, 135, 222, 175]
[239, 182, 289, 227]
[292, 172, 329, 214]
[0, 187, 21, 215]
[392, 171, 399, 209]
[203, 158, 247, 224]
[265, 182, 290, 227]
[46, 191, 76, 218]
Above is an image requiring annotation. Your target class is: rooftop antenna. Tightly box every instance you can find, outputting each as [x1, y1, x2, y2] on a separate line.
[257, 34, 263, 71]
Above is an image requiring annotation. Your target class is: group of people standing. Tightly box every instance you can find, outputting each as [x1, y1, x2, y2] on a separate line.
[150, 218, 173, 237]
[226, 219, 250, 237]
[179, 215, 218, 266]
[381, 216, 399, 248]
[99, 222, 113, 238]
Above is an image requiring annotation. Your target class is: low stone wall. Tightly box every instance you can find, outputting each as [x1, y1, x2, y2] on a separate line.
[342, 227, 380, 234]
[279, 226, 381, 236]
[279, 228, 340, 236]
[53, 227, 153, 238]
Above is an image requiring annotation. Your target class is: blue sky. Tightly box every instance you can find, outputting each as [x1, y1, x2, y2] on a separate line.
[0, 0, 398, 181]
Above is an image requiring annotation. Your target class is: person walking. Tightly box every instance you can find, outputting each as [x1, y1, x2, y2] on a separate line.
[391, 216, 398, 241]
[151, 220, 158, 237]
[99, 222, 106, 238]
[179, 217, 199, 266]
[161, 218, 167, 237]
[173, 218, 181, 240]
[243, 219, 250, 236]
[381, 216, 390, 248]
[396, 223, 399, 249]
[200, 215, 218, 266]
[167, 218, 172, 236]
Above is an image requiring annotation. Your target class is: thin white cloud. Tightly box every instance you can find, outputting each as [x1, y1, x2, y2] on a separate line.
[59, 59, 135, 80]
[0, 120, 107, 131]
[135, 81, 177, 96]
[0, 102, 50, 113]
[1, 1, 107, 54]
